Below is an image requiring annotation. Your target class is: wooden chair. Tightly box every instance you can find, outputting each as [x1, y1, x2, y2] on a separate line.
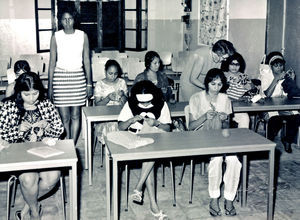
[159, 51, 173, 69]
[178, 105, 205, 204]
[7, 175, 66, 220]
[16, 54, 44, 75]
[127, 61, 145, 80]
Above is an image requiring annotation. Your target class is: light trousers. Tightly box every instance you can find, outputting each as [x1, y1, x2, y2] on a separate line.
[208, 155, 242, 201]
[233, 113, 250, 128]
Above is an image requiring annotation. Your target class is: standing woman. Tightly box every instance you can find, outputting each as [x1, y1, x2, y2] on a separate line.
[48, 6, 92, 145]
[180, 40, 235, 101]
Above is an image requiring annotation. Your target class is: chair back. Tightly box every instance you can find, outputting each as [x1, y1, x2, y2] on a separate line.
[159, 51, 173, 66]
[92, 57, 110, 82]
[16, 54, 44, 75]
[0, 59, 9, 79]
[127, 61, 145, 80]
[184, 105, 190, 129]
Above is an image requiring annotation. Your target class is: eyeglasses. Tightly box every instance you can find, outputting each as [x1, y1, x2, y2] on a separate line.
[230, 62, 240, 66]
[219, 54, 229, 61]
[272, 63, 283, 68]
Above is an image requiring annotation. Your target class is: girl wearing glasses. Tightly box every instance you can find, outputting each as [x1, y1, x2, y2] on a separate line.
[221, 52, 252, 128]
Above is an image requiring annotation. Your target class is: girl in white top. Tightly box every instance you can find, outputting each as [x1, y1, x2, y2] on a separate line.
[189, 68, 241, 217]
[118, 80, 171, 220]
[259, 51, 300, 153]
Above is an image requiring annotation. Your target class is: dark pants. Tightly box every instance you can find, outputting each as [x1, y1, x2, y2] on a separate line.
[267, 114, 300, 144]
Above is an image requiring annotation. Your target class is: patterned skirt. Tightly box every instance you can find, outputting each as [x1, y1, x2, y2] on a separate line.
[53, 69, 87, 107]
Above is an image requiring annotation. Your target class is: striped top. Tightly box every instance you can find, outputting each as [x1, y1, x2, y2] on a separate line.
[225, 72, 252, 100]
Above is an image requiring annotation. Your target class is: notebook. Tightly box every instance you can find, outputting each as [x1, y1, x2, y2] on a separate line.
[27, 146, 64, 158]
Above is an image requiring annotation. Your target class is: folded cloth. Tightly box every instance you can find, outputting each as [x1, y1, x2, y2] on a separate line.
[107, 131, 154, 149]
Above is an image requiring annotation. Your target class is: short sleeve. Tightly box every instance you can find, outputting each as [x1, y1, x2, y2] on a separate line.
[94, 80, 104, 98]
[158, 102, 172, 124]
[118, 102, 133, 122]
[118, 78, 128, 95]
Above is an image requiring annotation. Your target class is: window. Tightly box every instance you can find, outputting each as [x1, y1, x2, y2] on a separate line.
[34, 0, 148, 52]
[123, 0, 148, 51]
[34, 0, 55, 53]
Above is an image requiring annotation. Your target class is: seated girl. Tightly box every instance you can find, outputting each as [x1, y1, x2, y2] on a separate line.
[6, 60, 31, 97]
[189, 68, 241, 217]
[0, 72, 64, 220]
[118, 80, 171, 220]
[134, 51, 173, 102]
[94, 60, 128, 143]
[221, 52, 252, 128]
[259, 51, 300, 153]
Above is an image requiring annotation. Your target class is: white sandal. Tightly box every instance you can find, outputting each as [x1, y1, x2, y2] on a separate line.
[130, 189, 143, 204]
[150, 210, 168, 220]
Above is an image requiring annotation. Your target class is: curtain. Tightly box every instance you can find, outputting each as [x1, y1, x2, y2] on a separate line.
[198, 0, 228, 46]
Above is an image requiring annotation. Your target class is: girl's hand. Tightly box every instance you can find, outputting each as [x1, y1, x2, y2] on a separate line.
[144, 118, 158, 127]
[87, 86, 93, 98]
[0, 138, 10, 150]
[42, 137, 58, 146]
[108, 92, 117, 101]
[206, 110, 216, 120]
[117, 90, 125, 97]
[219, 112, 228, 121]
[19, 121, 32, 132]
[131, 115, 144, 124]
[274, 71, 286, 81]
[34, 120, 48, 129]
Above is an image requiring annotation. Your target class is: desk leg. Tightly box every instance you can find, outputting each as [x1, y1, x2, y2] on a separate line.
[106, 146, 111, 220]
[113, 160, 118, 220]
[268, 148, 275, 220]
[82, 111, 88, 170]
[242, 155, 247, 207]
[70, 164, 78, 220]
[88, 121, 93, 185]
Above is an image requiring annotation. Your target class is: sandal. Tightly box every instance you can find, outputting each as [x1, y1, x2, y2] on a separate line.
[224, 199, 236, 216]
[15, 210, 22, 220]
[150, 210, 168, 220]
[130, 189, 143, 205]
[209, 199, 221, 217]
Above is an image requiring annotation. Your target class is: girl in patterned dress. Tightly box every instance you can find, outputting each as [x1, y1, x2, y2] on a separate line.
[48, 6, 92, 145]
[0, 72, 64, 220]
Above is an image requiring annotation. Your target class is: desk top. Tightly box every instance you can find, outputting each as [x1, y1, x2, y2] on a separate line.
[83, 97, 300, 121]
[82, 101, 188, 121]
[0, 139, 77, 172]
[233, 97, 300, 112]
[105, 128, 275, 161]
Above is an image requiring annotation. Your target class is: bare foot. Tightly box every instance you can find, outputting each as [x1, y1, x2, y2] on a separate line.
[21, 203, 30, 219]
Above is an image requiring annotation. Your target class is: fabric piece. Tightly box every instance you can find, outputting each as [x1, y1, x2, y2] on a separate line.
[107, 131, 154, 149]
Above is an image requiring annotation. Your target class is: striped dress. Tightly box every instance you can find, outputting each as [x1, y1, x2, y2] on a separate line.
[53, 29, 87, 107]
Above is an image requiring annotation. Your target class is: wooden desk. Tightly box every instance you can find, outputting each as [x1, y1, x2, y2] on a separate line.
[105, 128, 276, 220]
[81, 101, 188, 185]
[0, 140, 78, 220]
[233, 97, 300, 112]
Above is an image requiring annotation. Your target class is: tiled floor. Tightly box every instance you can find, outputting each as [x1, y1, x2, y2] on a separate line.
[1, 132, 300, 220]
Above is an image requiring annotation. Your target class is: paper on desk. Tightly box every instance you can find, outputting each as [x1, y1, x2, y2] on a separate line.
[107, 131, 154, 149]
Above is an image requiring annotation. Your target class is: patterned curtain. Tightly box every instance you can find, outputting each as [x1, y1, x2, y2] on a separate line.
[198, 0, 228, 46]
